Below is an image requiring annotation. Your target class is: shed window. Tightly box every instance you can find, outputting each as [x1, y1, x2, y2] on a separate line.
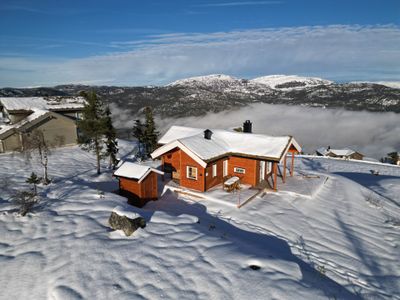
[212, 164, 217, 177]
[234, 167, 245, 174]
[186, 166, 198, 180]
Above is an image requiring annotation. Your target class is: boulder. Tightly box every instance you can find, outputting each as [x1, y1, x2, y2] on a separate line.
[109, 207, 146, 236]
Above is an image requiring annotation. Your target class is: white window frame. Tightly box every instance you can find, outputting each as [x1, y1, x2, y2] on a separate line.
[212, 164, 217, 177]
[186, 166, 198, 180]
[223, 160, 228, 177]
[234, 167, 245, 174]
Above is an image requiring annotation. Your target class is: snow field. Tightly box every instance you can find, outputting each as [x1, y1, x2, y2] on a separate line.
[0, 141, 399, 299]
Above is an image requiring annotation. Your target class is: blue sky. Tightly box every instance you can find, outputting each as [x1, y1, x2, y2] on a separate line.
[0, 0, 399, 87]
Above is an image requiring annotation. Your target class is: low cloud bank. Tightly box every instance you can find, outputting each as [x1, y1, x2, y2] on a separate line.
[154, 104, 400, 159]
[111, 103, 399, 159]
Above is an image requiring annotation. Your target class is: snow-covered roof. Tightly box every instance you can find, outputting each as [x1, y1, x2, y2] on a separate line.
[113, 161, 164, 182]
[0, 109, 50, 137]
[316, 147, 362, 157]
[158, 126, 205, 144]
[152, 126, 302, 166]
[0, 96, 86, 112]
[316, 147, 329, 156]
[330, 149, 355, 156]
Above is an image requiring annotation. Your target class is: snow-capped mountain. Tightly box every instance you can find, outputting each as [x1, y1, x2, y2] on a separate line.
[167, 74, 332, 91]
[1, 74, 399, 120]
[167, 74, 242, 88]
[251, 75, 333, 89]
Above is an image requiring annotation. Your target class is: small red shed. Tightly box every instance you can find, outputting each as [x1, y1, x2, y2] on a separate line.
[114, 162, 164, 207]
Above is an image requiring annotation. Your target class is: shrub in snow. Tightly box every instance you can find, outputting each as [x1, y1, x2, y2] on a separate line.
[109, 209, 146, 236]
[12, 190, 40, 216]
[22, 129, 53, 184]
[26, 172, 42, 195]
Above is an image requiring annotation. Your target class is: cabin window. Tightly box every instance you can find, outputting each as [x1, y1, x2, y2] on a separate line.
[234, 167, 245, 174]
[212, 164, 217, 177]
[186, 166, 198, 180]
[223, 160, 228, 177]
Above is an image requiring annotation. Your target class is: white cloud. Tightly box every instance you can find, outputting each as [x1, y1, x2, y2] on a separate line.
[1, 25, 400, 87]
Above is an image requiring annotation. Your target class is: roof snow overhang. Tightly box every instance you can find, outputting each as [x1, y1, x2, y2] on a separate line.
[151, 140, 208, 168]
[0, 110, 76, 140]
[113, 162, 164, 182]
[151, 136, 302, 166]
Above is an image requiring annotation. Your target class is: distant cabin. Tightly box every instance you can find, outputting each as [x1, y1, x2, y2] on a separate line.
[113, 162, 164, 207]
[0, 96, 86, 153]
[151, 121, 302, 192]
[316, 147, 364, 160]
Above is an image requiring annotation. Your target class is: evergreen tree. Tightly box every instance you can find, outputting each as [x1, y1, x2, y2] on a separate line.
[104, 106, 118, 169]
[77, 91, 107, 174]
[143, 106, 159, 157]
[387, 152, 399, 165]
[132, 119, 145, 158]
[26, 172, 41, 195]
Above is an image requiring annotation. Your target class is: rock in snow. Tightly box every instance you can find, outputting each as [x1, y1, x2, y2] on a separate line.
[109, 206, 146, 236]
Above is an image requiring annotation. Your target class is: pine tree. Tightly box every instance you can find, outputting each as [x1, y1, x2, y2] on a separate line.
[26, 172, 42, 195]
[77, 91, 107, 174]
[143, 106, 159, 157]
[387, 152, 399, 165]
[104, 106, 118, 169]
[132, 119, 145, 158]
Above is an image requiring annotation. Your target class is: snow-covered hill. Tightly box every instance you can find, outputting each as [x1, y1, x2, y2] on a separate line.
[167, 74, 242, 88]
[251, 74, 333, 89]
[1, 75, 400, 117]
[167, 74, 332, 90]
[0, 141, 399, 299]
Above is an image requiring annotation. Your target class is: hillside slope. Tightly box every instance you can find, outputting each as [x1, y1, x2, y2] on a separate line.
[0, 141, 399, 299]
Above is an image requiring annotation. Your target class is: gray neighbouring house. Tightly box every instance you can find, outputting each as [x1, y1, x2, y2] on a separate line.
[0, 96, 86, 153]
[316, 146, 364, 160]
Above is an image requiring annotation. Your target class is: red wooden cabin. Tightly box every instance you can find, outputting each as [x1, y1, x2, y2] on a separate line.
[113, 162, 164, 207]
[151, 122, 301, 193]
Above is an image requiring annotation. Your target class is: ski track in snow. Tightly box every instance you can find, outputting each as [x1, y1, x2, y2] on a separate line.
[0, 141, 399, 299]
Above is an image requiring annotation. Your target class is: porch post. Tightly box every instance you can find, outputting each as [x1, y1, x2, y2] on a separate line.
[290, 151, 295, 176]
[283, 155, 287, 183]
[273, 162, 278, 191]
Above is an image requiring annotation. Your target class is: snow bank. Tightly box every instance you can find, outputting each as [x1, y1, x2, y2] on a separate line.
[112, 205, 141, 219]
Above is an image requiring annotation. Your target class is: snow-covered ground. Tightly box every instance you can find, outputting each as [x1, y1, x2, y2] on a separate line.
[0, 141, 399, 299]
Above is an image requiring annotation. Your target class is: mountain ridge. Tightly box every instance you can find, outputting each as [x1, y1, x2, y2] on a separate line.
[1, 74, 399, 118]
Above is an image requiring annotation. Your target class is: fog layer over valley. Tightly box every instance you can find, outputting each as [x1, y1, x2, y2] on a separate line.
[112, 104, 400, 159]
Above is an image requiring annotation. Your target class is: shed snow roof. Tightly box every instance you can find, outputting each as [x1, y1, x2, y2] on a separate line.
[152, 126, 301, 166]
[0, 96, 86, 112]
[113, 162, 164, 182]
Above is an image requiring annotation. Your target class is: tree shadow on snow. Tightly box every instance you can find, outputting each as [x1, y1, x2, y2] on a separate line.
[301, 157, 326, 172]
[142, 190, 360, 299]
[334, 210, 399, 297]
[334, 172, 400, 208]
